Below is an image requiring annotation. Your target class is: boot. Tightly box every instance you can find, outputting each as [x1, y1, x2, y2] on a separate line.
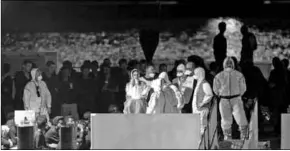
[223, 128, 232, 140]
[240, 125, 249, 140]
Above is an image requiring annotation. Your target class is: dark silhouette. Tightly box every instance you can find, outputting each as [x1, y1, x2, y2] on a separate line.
[213, 22, 227, 71]
[240, 25, 257, 64]
[159, 63, 167, 74]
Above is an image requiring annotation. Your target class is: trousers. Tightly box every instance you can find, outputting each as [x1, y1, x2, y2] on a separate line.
[193, 108, 209, 134]
[219, 97, 248, 138]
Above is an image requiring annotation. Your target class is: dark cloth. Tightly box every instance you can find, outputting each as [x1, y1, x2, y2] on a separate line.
[57, 78, 78, 105]
[14, 71, 31, 110]
[182, 79, 197, 113]
[34, 130, 47, 149]
[116, 68, 130, 110]
[45, 126, 59, 145]
[213, 33, 227, 68]
[76, 77, 96, 116]
[1, 75, 13, 107]
[143, 76, 155, 104]
[43, 74, 60, 118]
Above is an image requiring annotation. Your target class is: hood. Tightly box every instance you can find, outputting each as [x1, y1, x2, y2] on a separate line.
[194, 67, 205, 81]
[223, 57, 235, 70]
[31, 68, 39, 81]
[130, 69, 138, 79]
[158, 72, 170, 84]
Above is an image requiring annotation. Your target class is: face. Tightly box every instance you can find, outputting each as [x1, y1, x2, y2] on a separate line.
[24, 63, 33, 73]
[67, 118, 75, 125]
[146, 66, 155, 75]
[82, 68, 90, 77]
[57, 120, 65, 128]
[132, 71, 139, 80]
[35, 70, 42, 81]
[176, 69, 185, 78]
[121, 63, 127, 70]
[48, 64, 56, 75]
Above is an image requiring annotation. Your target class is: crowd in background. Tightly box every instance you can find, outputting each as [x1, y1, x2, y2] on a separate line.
[2, 23, 290, 149]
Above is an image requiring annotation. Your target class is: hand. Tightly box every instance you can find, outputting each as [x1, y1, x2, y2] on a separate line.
[47, 108, 51, 114]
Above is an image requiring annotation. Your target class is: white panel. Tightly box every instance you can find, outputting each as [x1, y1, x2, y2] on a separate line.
[91, 114, 201, 149]
[281, 114, 290, 149]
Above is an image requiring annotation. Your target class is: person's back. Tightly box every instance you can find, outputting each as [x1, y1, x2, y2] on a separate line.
[213, 22, 227, 68]
[241, 25, 257, 64]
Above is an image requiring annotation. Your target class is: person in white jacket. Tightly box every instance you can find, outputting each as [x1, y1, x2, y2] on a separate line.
[23, 68, 51, 122]
[213, 57, 248, 140]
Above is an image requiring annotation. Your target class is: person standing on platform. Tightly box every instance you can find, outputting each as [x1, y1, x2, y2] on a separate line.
[192, 67, 214, 134]
[240, 25, 257, 64]
[123, 69, 148, 114]
[213, 22, 227, 71]
[14, 60, 33, 110]
[213, 57, 248, 140]
[23, 68, 51, 122]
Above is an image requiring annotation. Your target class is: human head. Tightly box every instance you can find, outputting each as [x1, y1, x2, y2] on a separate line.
[176, 64, 186, 78]
[159, 63, 167, 73]
[218, 22, 227, 33]
[83, 112, 91, 120]
[140, 59, 147, 71]
[103, 58, 111, 67]
[81, 63, 91, 78]
[52, 116, 65, 129]
[282, 59, 289, 69]
[3, 63, 10, 74]
[46, 61, 56, 75]
[91, 61, 99, 72]
[194, 67, 206, 81]
[119, 59, 128, 70]
[108, 104, 121, 113]
[62, 60, 73, 70]
[36, 115, 47, 130]
[241, 25, 249, 35]
[151, 78, 162, 92]
[185, 62, 195, 76]
[158, 72, 170, 86]
[31, 68, 42, 82]
[272, 57, 282, 69]
[223, 57, 235, 69]
[22, 60, 33, 73]
[65, 116, 75, 126]
[146, 63, 155, 78]
[131, 69, 140, 80]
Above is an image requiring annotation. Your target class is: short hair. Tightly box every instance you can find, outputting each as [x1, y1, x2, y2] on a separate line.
[36, 115, 47, 128]
[46, 61, 55, 67]
[52, 116, 64, 126]
[218, 22, 227, 31]
[119, 59, 127, 66]
[23, 60, 32, 65]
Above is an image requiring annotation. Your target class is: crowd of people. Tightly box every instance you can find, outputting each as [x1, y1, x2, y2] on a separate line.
[1, 23, 290, 149]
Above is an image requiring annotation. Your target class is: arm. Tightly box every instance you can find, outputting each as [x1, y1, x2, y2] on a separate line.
[146, 93, 157, 114]
[213, 76, 220, 96]
[43, 82, 52, 109]
[239, 75, 247, 96]
[201, 83, 213, 106]
[23, 86, 31, 110]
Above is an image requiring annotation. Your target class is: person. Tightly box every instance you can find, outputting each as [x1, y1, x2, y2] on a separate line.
[43, 61, 60, 118]
[158, 63, 168, 74]
[23, 68, 51, 122]
[45, 116, 65, 148]
[209, 62, 218, 76]
[268, 57, 287, 135]
[62, 60, 79, 79]
[213, 57, 248, 140]
[108, 104, 122, 113]
[1, 113, 17, 149]
[240, 25, 257, 64]
[14, 60, 33, 110]
[192, 67, 214, 134]
[76, 63, 95, 117]
[213, 22, 227, 70]
[90, 61, 99, 79]
[172, 64, 187, 89]
[146, 72, 183, 114]
[117, 59, 130, 110]
[1, 125, 14, 149]
[34, 115, 48, 149]
[103, 58, 112, 67]
[168, 59, 186, 81]
[2, 63, 14, 123]
[123, 69, 148, 114]
[141, 64, 158, 104]
[139, 59, 147, 77]
[282, 59, 290, 106]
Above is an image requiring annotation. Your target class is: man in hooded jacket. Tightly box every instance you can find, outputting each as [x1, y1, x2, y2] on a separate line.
[213, 57, 248, 140]
[23, 68, 51, 122]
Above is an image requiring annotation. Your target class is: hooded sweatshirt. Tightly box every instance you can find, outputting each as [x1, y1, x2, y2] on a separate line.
[213, 57, 247, 97]
[23, 68, 51, 113]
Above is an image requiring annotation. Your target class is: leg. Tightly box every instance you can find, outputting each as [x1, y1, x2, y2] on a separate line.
[200, 108, 209, 134]
[231, 98, 249, 140]
[219, 99, 233, 140]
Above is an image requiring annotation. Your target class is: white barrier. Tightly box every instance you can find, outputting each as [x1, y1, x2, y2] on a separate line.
[91, 114, 201, 149]
[281, 114, 290, 149]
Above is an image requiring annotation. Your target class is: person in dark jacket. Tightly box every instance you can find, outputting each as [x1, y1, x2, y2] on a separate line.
[2, 63, 14, 124]
[213, 22, 227, 71]
[14, 60, 33, 110]
[240, 25, 257, 64]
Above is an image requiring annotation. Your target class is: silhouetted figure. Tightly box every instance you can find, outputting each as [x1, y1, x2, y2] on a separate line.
[268, 57, 287, 135]
[2, 63, 14, 122]
[117, 59, 130, 110]
[282, 59, 290, 106]
[240, 25, 257, 64]
[213, 22, 227, 71]
[14, 60, 33, 110]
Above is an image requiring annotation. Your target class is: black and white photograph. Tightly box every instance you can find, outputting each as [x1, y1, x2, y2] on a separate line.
[1, 0, 290, 149]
